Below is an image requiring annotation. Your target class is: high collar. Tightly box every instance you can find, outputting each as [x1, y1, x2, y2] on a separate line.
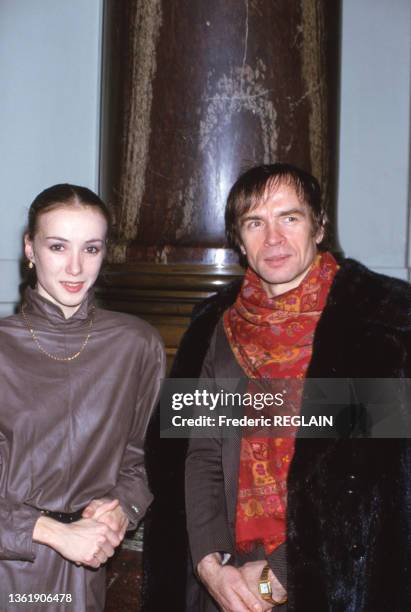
[22, 286, 95, 329]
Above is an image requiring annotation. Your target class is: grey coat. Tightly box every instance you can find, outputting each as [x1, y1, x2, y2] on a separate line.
[0, 288, 165, 611]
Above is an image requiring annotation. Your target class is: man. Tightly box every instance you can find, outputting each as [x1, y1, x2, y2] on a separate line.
[185, 163, 411, 611]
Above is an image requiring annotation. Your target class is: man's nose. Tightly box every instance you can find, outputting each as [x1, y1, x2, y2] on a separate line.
[66, 251, 82, 276]
[264, 222, 283, 246]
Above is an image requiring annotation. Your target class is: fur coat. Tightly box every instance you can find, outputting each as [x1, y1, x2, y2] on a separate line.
[143, 258, 411, 611]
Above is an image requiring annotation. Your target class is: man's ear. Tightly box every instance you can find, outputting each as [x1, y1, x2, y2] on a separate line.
[315, 226, 325, 245]
[315, 213, 327, 245]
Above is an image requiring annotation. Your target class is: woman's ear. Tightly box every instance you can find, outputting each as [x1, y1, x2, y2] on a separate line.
[24, 234, 34, 263]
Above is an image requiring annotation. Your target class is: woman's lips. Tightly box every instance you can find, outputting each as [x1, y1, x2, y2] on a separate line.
[60, 281, 85, 293]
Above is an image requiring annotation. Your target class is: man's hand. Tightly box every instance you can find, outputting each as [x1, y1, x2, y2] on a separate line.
[82, 497, 129, 541]
[239, 560, 287, 607]
[197, 553, 269, 612]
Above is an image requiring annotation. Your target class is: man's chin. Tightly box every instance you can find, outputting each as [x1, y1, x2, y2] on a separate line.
[257, 267, 311, 297]
[258, 268, 296, 286]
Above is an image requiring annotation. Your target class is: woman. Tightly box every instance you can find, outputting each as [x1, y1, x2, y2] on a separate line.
[0, 184, 165, 611]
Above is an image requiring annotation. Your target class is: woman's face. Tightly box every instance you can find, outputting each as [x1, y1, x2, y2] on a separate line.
[24, 205, 107, 318]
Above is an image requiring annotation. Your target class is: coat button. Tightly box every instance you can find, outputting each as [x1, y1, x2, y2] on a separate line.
[351, 543, 364, 559]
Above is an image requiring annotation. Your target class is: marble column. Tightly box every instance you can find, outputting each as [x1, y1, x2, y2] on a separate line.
[101, 0, 341, 267]
[99, 6, 341, 606]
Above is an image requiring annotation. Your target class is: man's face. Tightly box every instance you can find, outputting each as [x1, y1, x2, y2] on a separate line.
[239, 182, 324, 297]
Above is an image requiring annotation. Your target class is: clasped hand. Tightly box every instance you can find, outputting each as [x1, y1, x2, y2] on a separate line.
[77, 497, 129, 567]
[33, 498, 129, 569]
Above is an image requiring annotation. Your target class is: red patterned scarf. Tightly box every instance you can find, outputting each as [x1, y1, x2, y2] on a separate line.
[224, 251, 338, 554]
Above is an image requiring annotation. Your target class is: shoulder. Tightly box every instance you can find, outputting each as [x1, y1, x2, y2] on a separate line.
[95, 308, 164, 348]
[0, 312, 24, 332]
[329, 258, 411, 331]
[191, 277, 243, 323]
[170, 278, 242, 377]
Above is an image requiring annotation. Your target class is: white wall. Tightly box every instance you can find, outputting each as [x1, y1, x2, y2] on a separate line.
[338, 0, 411, 280]
[0, 0, 410, 314]
[0, 0, 103, 315]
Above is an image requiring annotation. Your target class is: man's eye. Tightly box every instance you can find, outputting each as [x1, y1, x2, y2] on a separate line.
[50, 244, 64, 251]
[248, 220, 262, 229]
[284, 216, 298, 223]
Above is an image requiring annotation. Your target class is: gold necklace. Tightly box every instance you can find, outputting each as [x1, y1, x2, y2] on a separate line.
[20, 302, 95, 362]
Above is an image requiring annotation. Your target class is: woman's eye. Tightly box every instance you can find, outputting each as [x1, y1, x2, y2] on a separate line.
[50, 244, 64, 251]
[248, 220, 262, 229]
[86, 246, 100, 254]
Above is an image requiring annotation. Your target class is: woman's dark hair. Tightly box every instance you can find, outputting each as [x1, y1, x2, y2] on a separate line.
[27, 183, 112, 240]
[225, 163, 328, 254]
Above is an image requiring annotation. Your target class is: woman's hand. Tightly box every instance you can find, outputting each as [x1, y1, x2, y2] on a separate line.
[82, 497, 129, 541]
[33, 507, 121, 568]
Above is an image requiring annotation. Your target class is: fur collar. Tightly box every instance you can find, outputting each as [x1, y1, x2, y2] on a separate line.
[328, 258, 411, 331]
[192, 258, 411, 336]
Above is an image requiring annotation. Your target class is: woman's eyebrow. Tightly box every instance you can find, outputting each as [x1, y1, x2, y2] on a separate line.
[44, 237, 104, 243]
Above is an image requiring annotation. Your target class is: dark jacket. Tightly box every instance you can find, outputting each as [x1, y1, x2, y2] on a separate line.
[146, 259, 411, 611]
[142, 279, 242, 612]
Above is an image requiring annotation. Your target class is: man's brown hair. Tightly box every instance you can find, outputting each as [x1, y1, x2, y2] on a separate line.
[225, 163, 328, 255]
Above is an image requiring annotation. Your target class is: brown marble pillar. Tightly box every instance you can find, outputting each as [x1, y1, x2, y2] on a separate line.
[99, 5, 341, 606]
[98, 0, 341, 360]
